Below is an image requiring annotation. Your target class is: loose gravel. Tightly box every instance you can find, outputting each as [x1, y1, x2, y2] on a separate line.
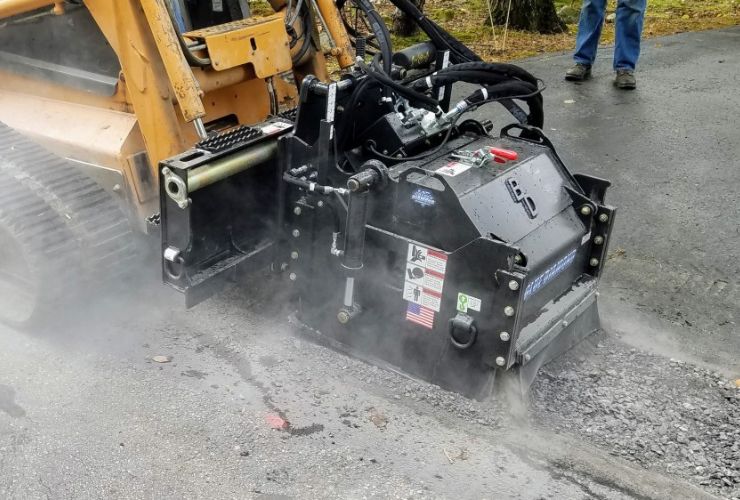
[531, 335, 740, 499]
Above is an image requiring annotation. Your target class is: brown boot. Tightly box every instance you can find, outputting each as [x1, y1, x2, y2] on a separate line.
[565, 63, 592, 81]
[614, 69, 637, 89]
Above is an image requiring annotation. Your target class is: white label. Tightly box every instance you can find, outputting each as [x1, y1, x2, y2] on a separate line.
[404, 279, 443, 312]
[402, 243, 449, 313]
[326, 83, 337, 123]
[407, 243, 428, 266]
[423, 272, 444, 294]
[403, 282, 424, 305]
[405, 263, 426, 287]
[261, 122, 291, 134]
[437, 50, 451, 100]
[436, 161, 472, 177]
[425, 250, 448, 275]
[421, 291, 442, 312]
[457, 293, 482, 313]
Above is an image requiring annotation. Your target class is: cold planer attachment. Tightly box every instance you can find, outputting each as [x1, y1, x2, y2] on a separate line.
[285, 118, 615, 399]
[158, 53, 615, 399]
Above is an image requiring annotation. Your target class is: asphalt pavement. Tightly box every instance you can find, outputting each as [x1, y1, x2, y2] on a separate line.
[2, 28, 740, 500]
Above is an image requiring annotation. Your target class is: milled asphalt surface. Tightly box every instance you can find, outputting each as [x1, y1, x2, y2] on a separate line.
[2, 28, 740, 500]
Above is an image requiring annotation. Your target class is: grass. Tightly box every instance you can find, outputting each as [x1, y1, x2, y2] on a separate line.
[246, 0, 739, 64]
[384, 0, 740, 61]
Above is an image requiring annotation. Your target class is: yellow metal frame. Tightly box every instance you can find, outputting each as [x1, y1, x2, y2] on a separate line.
[0, 0, 354, 229]
[0, 0, 64, 18]
[185, 14, 293, 76]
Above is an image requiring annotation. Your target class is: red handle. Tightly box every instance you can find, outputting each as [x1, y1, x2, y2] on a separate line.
[489, 147, 519, 161]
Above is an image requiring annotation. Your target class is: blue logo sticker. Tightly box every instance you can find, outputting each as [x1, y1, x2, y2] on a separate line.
[411, 189, 435, 207]
[523, 249, 577, 300]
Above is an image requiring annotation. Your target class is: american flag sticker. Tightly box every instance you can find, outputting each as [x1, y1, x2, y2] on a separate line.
[406, 303, 435, 329]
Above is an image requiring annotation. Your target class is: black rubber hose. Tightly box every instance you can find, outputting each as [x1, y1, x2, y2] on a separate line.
[466, 82, 544, 128]
[356, 59, 438, 110]
[361, 2, 393, 73]
[338, 0, 394, 72]
[336, 76, 378, 150]
[410, 70, 512, 90]
[291, 8, 313, 65]
[163, 0, 211, 67]
[435, 61, 539, 86]
[383, 0, 480, 63]
[367, 83, 545, 162]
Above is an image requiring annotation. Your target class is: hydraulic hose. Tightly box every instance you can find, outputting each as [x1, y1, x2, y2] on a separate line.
[356, 59, 438, 111]
[163, 0, 212, 67]
[337, 0, 394, 73]
[465, 82, 544, 128]
[383, 0, 480, 63]
[435, 61, 539, 87]
[291, 9, 313, 65]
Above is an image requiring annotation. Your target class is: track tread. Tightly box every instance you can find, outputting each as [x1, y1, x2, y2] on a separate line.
[0, 121, 136, 325]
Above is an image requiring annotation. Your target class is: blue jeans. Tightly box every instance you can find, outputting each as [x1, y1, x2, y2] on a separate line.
[573, 0, 647, 71]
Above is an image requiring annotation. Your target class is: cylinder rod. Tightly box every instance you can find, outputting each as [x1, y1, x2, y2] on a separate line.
[343, 277, 355, 307]
[187, 141, 277, 192]
[193, 118, 208, 140]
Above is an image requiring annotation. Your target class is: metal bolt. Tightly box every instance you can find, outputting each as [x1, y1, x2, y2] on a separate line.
[513, 254, 523, 264]
[290, 251, 299, 260]
[495, 356, 506, 367]
[508, 280, 520, 291]
[337, 310, 350, 324]
[589, 258, 600, 267]
[163, 246, 181, 262]
[594, 235, 605, 245]
[289, 273, 297, 281]
[317, 200, 324, 208]
[599, 213, 609, 223]
[293, 206, 302, 215]
[500, 331, 510, 342]
[292, 229, 300, 238]
[280, 262, 288, 271]
[504, 306, 515, 317]
[524, 354, 532, 363]
[580, 205, 592, 216]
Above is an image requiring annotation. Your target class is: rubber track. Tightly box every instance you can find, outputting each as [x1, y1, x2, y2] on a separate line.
[0, 122, 137, 301]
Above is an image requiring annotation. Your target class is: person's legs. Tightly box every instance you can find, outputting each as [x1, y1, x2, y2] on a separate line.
[573, 0, 608, 66]
[613, 0, 647, 70]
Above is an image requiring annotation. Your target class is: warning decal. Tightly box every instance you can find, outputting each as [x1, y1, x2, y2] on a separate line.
[261, 122, 292, 134]
[457, 293, 482, 313]
[436, 161, 472, 177]
[403, 243, 448, 322]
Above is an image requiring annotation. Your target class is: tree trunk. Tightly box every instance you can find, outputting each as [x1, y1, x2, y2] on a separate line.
[488, 0, 566, 34]
[392, 0, 426, 36]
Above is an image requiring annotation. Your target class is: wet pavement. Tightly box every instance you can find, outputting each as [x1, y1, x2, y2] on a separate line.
[2, 27, 740, 500]
[503, 28, 740, 373]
